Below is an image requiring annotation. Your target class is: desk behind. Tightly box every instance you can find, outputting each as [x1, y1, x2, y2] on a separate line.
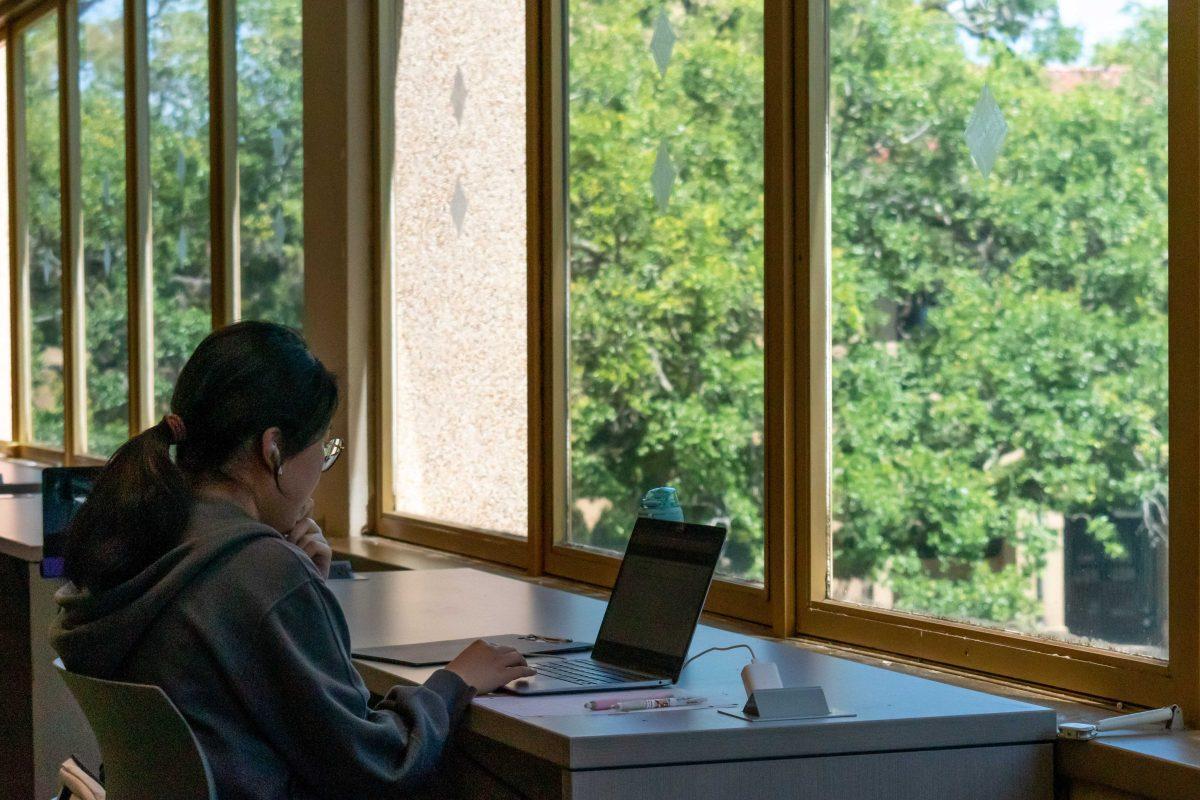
[329, 568, 1054, 799]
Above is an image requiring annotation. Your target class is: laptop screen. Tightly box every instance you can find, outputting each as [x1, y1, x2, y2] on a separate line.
[589, 517, 727, 680]
[40, 467, 103, 579]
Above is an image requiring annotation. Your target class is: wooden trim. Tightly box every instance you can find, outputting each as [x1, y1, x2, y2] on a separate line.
[0, 0, 50, 27]
[795, 0, 1198, 717]
[371, 0, 396, 533]
[208, 0, 237, 327]
[57, 0, 84, 462]
[6, 22, 29, 443]
[526, 0, 554, 576]
[761, 0, 796, 637]
[11, 442, 62, 463]
[303, 0, 373, 538]
[377, 513, 529, 570]
[123, 0, 151, 432]
[547, 0, 568, 552]
[803, 600, 1176, 704]
[1166, 0, 1200, 721]
[6, 1, 59, 446]
[797, 0, 827, 616]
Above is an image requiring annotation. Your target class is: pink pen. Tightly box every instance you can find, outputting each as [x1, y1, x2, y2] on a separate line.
[585, 690, 673, 711]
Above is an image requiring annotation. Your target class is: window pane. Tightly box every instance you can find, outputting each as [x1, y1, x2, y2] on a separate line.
[828, 1, 1168, 658]
[149, 0, 210, 414]
[237, 0, 302, 326]
[0, 40, 12, 443]
[23, 13, 63, 447]
[80, 0, 128, 456]
[389, 1, 528, 536]
[565, 2, 766, 582]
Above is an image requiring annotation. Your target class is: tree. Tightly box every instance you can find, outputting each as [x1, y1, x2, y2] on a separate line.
[567, 0, 1167, 645]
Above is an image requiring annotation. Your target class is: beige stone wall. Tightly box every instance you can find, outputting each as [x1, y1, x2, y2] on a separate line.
[390, 1, 528, 535]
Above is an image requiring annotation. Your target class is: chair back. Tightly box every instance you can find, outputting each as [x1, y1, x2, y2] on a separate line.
[54, 658, 215, 800]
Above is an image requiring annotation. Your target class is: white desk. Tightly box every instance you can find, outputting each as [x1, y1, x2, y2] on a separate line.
[329, 568, 1056, 799]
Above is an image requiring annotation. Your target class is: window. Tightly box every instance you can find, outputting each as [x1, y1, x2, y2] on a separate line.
[19, 11, 63, 447]
[820, 0, 1166, 657]
[236, 0, 302, 326]
[562, 2, 766, 583]
[148, 0, 211, 414]
[80, 0, 129, 457]
[375, 0, 1198, 713]
[3, 1, 306, 461]
[384, 0, 530, 543]
[824, 1, 1169, 658]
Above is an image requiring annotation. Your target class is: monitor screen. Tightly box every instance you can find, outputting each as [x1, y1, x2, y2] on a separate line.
[590, 517, 727, 680]
[40, 467, 102, 579]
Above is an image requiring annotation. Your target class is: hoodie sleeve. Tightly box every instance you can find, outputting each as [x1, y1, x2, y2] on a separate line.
[227, 575, 475, 799]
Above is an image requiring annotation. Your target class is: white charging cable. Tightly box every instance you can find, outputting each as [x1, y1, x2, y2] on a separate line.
[681, 643, 784, 696]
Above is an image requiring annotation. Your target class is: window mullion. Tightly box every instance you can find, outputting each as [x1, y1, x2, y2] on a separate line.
[1166, 0, 1200, 723]
[209, 0, 238, 328]
[58, 0, 84, 462]
[6, 28, 31, 444]
[122, 0, 151, 434]
[762, 0, 797, 638]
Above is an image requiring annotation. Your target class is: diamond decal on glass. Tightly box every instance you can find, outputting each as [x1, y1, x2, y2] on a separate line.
[451, 178, 468, 234]
[273, 206, 287, 250]
[964, 85, 1008, 178]
[271, 126, 285, 166]
[650, 10, 676, 78]
[651, 141, 676, 212]
[451, 66, 468, 124]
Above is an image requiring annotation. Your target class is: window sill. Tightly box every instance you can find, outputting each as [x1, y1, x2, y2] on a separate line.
[329, 534, 1198, 800]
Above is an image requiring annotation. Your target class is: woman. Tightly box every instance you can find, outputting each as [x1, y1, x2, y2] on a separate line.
[50, 321, 535, 799]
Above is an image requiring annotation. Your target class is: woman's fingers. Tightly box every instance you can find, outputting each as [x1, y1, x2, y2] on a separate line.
[290, 521, 332, 580]
[506, 664, 537, 679]
[495, 647, 527, 668]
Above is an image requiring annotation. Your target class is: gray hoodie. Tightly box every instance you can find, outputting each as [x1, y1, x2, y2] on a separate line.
[50, 499, 473, 799]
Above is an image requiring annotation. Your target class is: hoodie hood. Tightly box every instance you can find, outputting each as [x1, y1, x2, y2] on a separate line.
[50, 499, 280, 678]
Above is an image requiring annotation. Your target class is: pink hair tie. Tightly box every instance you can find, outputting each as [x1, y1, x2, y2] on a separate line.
[162, 414, 187, 444]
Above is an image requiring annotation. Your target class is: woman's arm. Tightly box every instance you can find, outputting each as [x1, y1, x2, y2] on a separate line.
[231, 576, 472, 799]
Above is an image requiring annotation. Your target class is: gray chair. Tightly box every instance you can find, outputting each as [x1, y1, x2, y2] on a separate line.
[53, 658, 215, 800]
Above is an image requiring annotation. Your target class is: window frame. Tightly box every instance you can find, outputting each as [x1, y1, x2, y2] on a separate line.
[371, 0, 1200, 717]
[372, 0, 796, 630]
[794, 0, 1198, 712]
[0, 0, 296, 463]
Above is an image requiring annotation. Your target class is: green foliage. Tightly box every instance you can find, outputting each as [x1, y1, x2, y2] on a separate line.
[23, 0, 304, 456]
[829, 0, 1166, 630]
[568, 0, 1167, 635]
[568, 0, 766, 579]
[24, 14, 65, 446]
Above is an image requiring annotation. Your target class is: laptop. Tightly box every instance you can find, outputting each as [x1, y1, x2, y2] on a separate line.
[504, 516, 727, 695]
[40, 467, 103, 579]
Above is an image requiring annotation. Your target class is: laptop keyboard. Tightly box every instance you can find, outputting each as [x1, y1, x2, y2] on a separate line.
[532, 658, 653, 686]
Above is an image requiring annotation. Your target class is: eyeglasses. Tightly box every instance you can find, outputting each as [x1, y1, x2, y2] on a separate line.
[321, 437, 344, 472]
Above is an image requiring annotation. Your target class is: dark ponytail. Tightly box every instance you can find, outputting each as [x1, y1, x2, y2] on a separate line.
[64, 321, 339, 593]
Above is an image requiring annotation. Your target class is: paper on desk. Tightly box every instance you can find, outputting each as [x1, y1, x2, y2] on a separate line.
[473, 687, 741, 719]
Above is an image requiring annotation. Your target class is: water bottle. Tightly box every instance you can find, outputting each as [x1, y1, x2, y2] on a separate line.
[638, 486, 684, 522]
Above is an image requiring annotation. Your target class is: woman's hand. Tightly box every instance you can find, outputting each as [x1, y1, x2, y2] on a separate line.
[444, 639, 537, 694]
[286, 515, 332, 580]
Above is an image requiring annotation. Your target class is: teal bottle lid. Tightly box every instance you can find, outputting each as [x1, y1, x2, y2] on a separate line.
[638, 486, 684, 522]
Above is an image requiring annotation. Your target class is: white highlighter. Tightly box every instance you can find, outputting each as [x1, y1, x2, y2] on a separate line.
[1058, 705, 1181, 740]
